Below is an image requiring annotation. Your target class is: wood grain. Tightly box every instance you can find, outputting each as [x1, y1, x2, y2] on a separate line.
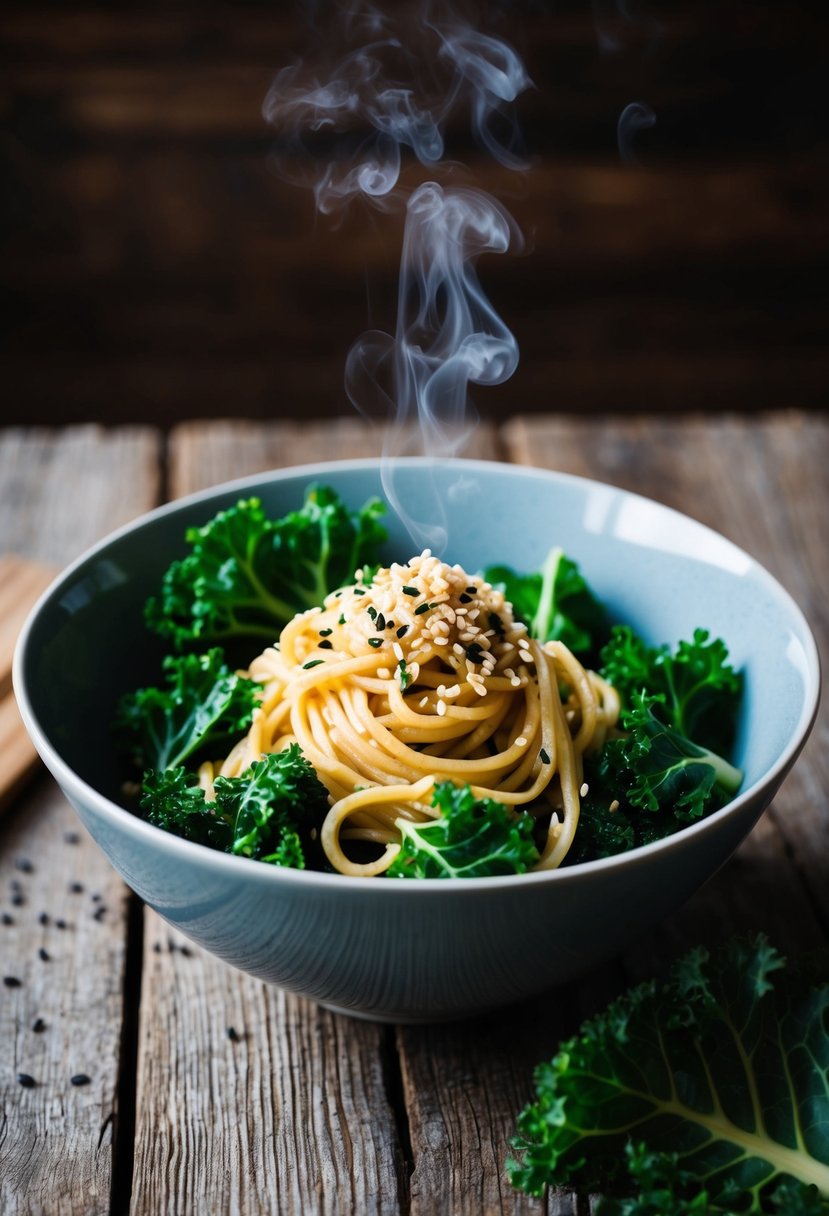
[0, 427, 162, 1215]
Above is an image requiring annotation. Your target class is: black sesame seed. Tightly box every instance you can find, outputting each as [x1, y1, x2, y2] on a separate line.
[414, 602, 432, 616]
[152, 942, 162, 953]
[11, 892, 25, 907]
[69, 882, 83, 894]
[55, 919, 67, 929]
[2, 913, 13, 926]
[302, 659, 325, 669]
[376, 612, 386, 631]
[396, 625, 409, 638]
[32, 1017, 46, 1033]
[93, 906, 107, 921]
[539, 748, 551, 765]
[459, 593, 472, 604]
[38, 948, 50, 962]
[353, 588, 366, 596]
[17, 1073, 36, 1088]
[38, 912, 49, 925]
[338, 613, 346, 625]
[15, 858, 33, 873]
[366, 605, 377, 620]
[319, 627, 332, 637]
[402, 586, 419, 596]
[64, 831, 80, 845]
[227, 1026, 240, 1042]
[179, 945, 192, 957]
[70, 1074, 91, 1087]
[367, 637, 382, 648]
[3, 976, 22, 988]
[465, 586, 477, 595]
[318, 639, 333, 650]
[488, 612, 504, 635]
[91, 893, 101, 903]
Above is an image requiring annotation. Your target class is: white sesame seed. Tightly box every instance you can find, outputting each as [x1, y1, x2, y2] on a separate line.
[393, 642, 404, 661]
[510, 677, 521, 687]
[515, 736, 528, 747]
[437, 700, 447, 717]
[419, 696, 429, 708]
[609, 799, 620, 813]
[580, 782, 589, 797]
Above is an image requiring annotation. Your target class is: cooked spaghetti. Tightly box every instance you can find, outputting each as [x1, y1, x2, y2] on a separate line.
[197, 551, 620, 877]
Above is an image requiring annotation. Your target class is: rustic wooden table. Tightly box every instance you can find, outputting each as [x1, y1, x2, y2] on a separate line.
[1, 412, 826, 1215]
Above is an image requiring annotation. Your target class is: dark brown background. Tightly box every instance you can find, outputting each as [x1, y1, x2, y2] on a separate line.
[1, 1, 827, 428]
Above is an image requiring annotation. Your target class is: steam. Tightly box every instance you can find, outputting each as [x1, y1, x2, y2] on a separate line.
[345, 182, 520, 549]
[617, 100, 656, 163]
[263, 3, 530, 552]
[263, 7, 531, 212]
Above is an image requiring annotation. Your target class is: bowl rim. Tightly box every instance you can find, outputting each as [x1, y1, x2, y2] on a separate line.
[12, 455, 822, 895]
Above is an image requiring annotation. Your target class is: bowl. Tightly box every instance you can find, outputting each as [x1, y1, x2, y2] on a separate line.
[13, 458, 820, 1022]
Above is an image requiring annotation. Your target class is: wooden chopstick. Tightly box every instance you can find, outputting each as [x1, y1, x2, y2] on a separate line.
[0, 554, 57, 810]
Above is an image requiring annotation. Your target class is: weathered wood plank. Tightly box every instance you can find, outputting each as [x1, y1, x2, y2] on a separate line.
[131, 924, 404, 1216]
[0, 426, 161, 567]
[0, 426, 162, 1215]
[0, 781, 131, 1215]
[167, 418, 501, 499]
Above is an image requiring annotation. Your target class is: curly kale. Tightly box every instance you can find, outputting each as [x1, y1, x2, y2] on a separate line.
[141, 746, 329, 869]
[145, 485, 387, 647]
[387, 782, 540, 879]
[115, 648, 259, 773]
[508, 935, 829, 1213]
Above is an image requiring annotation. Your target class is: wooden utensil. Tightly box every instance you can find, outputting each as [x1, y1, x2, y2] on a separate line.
[0, 554, 56, 811]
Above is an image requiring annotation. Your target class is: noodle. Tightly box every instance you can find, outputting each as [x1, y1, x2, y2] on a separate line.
[203, 551, 620, 877]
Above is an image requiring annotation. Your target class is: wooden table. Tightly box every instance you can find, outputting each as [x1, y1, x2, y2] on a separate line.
[1, 412, 826, 1215]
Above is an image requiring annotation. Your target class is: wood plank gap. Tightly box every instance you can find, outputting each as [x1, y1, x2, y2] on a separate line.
[109, 890, 145, 1216]
[380, 1024, 414, 1213]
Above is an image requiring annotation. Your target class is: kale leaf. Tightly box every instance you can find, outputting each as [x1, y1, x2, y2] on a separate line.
[600, 625, 742, 756]
[484, 548, 609, 660]
[387, 782, 540, 879]
[601, 692, 743, 822]
[115, 648, 259, 773]
[140, 746, 329, 869]
[145, 486, 387, 647]
[508, 935, 829, 1213]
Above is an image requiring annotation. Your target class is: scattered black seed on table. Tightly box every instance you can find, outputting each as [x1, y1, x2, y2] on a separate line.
[17, 1073, 36, 1088]
[32, 1017, 46, 1033]
[91, 893, 102, 902]
[152, 942, 161, 953]
[11, 892, 25, 907]
[38, 912, 49, 925]
[70, 1074, 91, 1087]
[179, 944, 192, 957]
[69, 882, 83, 894]
[92, 906, 107, 921]
[38, 947, 50, 962]
[3, 975, 22, 988]
[15, 858, 33, 873]
[55, 919, 67, 929]
[227, 1026, 240, 1042]
[1, 913, 13, 926]
[64, 831, 80, 845]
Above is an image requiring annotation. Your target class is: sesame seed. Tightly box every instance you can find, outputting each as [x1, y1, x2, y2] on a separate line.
[227, 1026, 240, 1042]
[1, 913, 13, 926]
[609, 800, 620, 813]
[15, 858, 33, 873]
[38, 948, 50, 962]
[392, 642, 404, 661]
[515, 736, 527, 747]
[17, 1073, 36, 1088]
[4, 975, 22, 988]
[511, 677, 521, 687]
[580, 783, 589, 797]
[70, 1074, 91, 1087]
[539, 748, 551, 765]
[437, 700, 447, 717]
[32, 1018, 46, 1033]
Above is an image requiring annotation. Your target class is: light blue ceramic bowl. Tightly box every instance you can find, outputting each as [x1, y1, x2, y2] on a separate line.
[14, 459, 820, 1022]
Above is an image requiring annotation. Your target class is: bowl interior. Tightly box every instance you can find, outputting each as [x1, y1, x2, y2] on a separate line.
[18, 459, 818, 820]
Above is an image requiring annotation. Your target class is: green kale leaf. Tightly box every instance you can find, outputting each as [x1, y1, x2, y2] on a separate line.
[140, 746, 329, 869]
[600, 626, 742, 756]
[387, 782, 540, 879]
[484, 547, 609, 660]
[115, 648, 259, 772]
[145, 486, 387, 647]
[508, 935, 829, 1213]
[601, 692, 743, 822]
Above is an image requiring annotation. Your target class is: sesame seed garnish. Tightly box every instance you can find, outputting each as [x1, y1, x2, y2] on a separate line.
[17, 1073, 36, 1088]
[580, 782, 589, 797]
[515, 736, 528, 747]
[609, 799, 620, 813]
[32, 1017, 46, 1033]
[437, 700, 447, 717]
[70, 1074, 91, 1087]
[539, 748, 551, 764]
